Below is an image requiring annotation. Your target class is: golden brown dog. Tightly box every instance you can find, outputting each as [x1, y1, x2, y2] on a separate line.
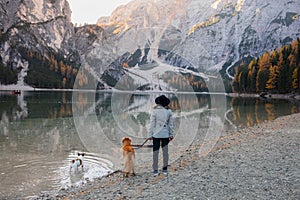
[122, 137, 136, 177]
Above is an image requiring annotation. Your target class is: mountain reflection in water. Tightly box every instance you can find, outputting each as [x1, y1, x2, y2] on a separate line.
[0, 91, 299, 198]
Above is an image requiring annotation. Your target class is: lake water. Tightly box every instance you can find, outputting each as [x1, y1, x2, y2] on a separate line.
[0, 91, 299, 199]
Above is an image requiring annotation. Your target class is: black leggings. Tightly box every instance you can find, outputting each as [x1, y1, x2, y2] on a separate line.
[152, 138, 169, 171]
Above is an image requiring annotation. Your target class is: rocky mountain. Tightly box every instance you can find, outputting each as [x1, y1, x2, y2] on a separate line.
[91, 0, 300, 92]
[0, 0, 299, 92]
[178, 0, 300, 77]
[0, 0, 80, 88]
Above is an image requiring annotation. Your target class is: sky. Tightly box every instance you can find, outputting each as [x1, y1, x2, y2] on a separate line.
[68, 0, 132, 25]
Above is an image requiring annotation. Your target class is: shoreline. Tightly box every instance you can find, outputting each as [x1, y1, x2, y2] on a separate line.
[1, 86, 300, 100]
[226, 92, 300, 100]
[32, 113, 300, 199]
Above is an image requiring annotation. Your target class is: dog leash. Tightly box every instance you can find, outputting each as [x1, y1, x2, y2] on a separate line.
[132, 138, 150, 149]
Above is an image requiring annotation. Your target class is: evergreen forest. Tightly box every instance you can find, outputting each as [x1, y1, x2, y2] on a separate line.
[232, 38, 300, 94]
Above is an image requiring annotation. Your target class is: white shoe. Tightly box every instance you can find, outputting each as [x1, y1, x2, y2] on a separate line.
[153, 171, 159, 176]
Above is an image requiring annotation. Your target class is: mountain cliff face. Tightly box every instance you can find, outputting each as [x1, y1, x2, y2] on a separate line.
[77, 0, 300, 92]
[93, 0, 300, 81]
[0, 0, 299, 92]
[0, 0, 80, 88]
[176, 0, 300, 77]
[86, 0, 216, 91]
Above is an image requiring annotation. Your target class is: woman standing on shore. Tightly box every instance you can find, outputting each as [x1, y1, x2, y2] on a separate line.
[148, 95, 174, 176]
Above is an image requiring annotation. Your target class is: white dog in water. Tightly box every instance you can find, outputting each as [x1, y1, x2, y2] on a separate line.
[70, 153, 85, 173]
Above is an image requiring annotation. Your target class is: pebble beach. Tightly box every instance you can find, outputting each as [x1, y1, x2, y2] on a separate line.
[34, 113, 300, 200]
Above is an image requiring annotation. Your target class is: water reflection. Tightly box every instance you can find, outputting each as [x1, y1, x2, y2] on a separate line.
[94, 93, 211, 145]
[0, 91, 73, 121]
[227, 97, 300, 128]
[71, 92, 211, 173]
[0, 91, 299, 198]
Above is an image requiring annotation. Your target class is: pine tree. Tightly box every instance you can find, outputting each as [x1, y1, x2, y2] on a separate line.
[255, 52, 271, 92]
[270, 50, 279, 66]
[231, 38, 300, 94]
[248, 59, 258, 93]
[232, 65, 241, 92]
[238, 62, 249, 92]
[66, 65, 72, 79]
[59, 61, 66, 76]
[266, 65, 279, 91]
[292, 67, 299, 90]
[62, 77, 67, 88]
[277, 52, 286, 93]
[256, 68, 269, 92]
[258, 52, 271, 70]
[288, 54, 296, 68]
